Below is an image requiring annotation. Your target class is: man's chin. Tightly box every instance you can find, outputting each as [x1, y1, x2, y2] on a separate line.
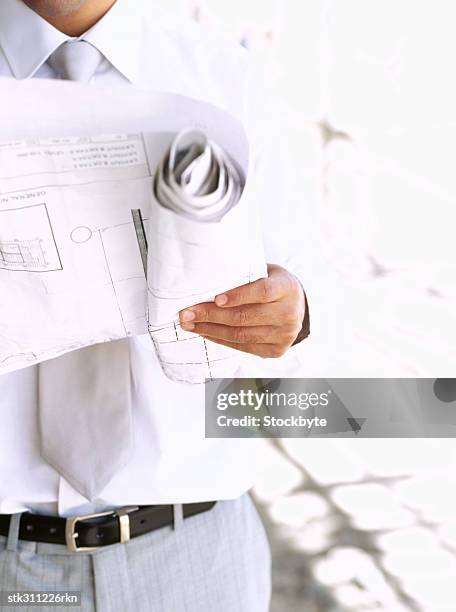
[23, 0, 88, 18]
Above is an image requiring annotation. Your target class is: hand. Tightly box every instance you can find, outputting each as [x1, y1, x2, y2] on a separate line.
[179, 264, 306, 358]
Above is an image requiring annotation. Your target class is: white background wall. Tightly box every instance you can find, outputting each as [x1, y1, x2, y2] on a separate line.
[164, 3, 456, 610]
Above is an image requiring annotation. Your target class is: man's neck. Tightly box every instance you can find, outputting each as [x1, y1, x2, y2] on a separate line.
[37, 1, 116, 37]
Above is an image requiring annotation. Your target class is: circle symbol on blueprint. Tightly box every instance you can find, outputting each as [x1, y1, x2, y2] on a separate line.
[70, 226, 93, 244]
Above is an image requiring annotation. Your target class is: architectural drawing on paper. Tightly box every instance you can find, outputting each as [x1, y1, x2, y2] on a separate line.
[147, 318, 234, 384]
[70, 226, 93, 244]
[129, 207, 222, 383]
[0, 203, 62, 272]
[0, 238, 46, 270]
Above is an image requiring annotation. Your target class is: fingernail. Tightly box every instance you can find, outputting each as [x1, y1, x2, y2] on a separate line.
[181, 322, 195, 331]
[216, 294, 228, 306]
[182, 310, 196, 322]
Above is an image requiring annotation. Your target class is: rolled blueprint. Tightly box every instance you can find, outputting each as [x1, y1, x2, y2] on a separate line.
[147, 129, 266, 384]
[154, 129, 243, 223]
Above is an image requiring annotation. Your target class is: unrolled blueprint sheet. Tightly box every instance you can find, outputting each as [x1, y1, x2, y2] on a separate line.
[0, 79, 267, 380]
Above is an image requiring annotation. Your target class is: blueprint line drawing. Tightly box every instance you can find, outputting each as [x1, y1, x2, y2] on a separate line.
[131, 205, 232, 382]
[0, 239, 45, 268]
[97, 228, 129, 337]
[148, 328, 232, 385]
[0, 203, 62, 272]
[147, 318, 235, 384]
[203, 338, 213, 380]
[70, 226, 93, 244]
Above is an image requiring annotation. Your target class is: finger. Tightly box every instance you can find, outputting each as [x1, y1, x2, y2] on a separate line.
[203, 336, 285, 358]
[180, 302, 290, 327]
[194, 321, 300, 347]
[214, 273, 291, 308]
[191, 323, 280, 344]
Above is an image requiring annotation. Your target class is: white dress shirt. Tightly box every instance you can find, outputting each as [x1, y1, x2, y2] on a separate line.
[0, 0, 305, 517]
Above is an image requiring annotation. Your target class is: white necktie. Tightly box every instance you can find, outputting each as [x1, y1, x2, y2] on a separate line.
[38, 41, 133, 501]
[47, 40, 103, 82]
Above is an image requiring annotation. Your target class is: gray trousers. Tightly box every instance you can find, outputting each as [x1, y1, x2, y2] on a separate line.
[0, 493, 271, 612]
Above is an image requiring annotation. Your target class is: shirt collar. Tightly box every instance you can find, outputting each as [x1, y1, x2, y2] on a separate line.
[83, 0, 142, 83]
[0, 0, 142, 82]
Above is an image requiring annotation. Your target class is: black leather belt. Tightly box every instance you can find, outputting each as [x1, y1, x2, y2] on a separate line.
[0, 502, 216, 552]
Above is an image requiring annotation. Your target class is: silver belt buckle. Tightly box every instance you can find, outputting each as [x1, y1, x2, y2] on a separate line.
[65, 506, 139, 552]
